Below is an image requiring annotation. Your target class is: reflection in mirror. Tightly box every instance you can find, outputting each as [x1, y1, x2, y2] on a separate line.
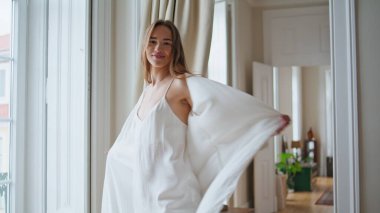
[275, 65, 333, 211]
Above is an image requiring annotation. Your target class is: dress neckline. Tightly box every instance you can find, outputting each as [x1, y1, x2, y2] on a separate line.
[136, 78, 175, 122]
[135, 94, 163, 122]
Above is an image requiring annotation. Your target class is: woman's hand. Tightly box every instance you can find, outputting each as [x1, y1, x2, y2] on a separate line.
[275, 114, 291, 135]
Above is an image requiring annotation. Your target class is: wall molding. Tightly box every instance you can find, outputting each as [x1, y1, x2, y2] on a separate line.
[263, 5, 330, 66]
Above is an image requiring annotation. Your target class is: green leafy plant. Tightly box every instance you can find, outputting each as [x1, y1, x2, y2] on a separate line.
[276, 153, 302, 176]
[302, 156, 314, 164]
[275, 153, 302, 189]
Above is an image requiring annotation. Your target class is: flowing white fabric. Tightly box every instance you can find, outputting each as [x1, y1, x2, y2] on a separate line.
[102, 76, 283, 213]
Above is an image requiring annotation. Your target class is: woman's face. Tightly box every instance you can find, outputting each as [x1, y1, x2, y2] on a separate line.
[146, 25, 173, 71]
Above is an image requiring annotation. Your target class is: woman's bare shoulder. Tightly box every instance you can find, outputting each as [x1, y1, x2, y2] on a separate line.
[170, 76, 192, 105]
[172, 76, 190, 95]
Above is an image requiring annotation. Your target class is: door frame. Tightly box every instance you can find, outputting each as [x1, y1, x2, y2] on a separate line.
[330, 0, 359, 212]
[91, 0, 360, 212]
[252, 62, 276, 212]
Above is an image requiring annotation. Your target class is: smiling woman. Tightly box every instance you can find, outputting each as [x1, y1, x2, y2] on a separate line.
[101, 19, 289, 213]
[139, 21, 193, 125]
[145, 26, 173, 70]
[141, 21, 192, 84]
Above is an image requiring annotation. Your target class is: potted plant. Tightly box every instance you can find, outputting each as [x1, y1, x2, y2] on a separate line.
[276, 153, 302, 191]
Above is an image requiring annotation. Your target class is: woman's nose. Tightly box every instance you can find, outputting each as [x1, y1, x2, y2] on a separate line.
[154, 43, 162, 50]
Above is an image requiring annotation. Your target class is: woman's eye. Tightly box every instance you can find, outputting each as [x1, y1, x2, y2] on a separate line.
[149, 40, 157, 44]
[164, 42, 172, 46]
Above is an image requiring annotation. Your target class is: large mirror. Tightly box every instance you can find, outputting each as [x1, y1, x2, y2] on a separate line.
[207, 0, 334, 212]
[90, 0, 360, 212]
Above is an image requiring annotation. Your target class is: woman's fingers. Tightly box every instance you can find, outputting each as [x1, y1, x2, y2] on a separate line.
[275, 114, 291, 135]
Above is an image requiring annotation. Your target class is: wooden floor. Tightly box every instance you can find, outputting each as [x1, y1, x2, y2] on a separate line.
[278, 176, 333, 213]
[223, 177, 333, 213]
[224, 208, 254, 213]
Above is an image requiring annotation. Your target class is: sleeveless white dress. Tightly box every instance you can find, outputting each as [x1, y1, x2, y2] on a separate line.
[102, 76, 284, 213]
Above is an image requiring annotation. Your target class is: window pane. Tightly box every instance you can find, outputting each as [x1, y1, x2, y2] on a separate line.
[0, 63, 11, 119]
[0, 182, 9, 213]
[0, 0, 12, 56]
[0, 70, 6, 97]
[0, 122, 10, 213]
[0, 122, 10, 173]
[208, 1, 228, 85]
[0, 1, 12, 213]
[0, 0, 12, 120]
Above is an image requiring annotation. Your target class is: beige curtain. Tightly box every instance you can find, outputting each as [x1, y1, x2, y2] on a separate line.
[131, 0, 214, 119]
[139, 0, 215, 75]
[173, 0, 214, 74]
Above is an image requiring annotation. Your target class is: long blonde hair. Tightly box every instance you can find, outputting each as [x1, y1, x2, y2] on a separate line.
[141, 20, 192, 83]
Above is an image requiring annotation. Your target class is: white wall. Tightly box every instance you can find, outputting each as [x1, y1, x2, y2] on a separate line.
[301, 66, 327, 175]
[278, 67, 293, 146]
[277, 66, 331, 176]
[230, 0, 255, 207]
[357, 0, 380, 211]
[263, 6, 330, 66]
[231, 0, 254, 93]
[251, 7, 264, 64]
[277, 66, 330, 175]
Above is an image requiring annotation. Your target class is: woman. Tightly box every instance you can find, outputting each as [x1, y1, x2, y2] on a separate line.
[102, 20, 290, 213]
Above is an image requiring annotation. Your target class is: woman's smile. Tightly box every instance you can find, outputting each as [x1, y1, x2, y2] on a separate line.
[146, 25, 173, 70]
[152, 52, 165, 59]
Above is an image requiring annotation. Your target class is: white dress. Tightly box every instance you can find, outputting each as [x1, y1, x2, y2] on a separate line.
[102, 76, 283, 213]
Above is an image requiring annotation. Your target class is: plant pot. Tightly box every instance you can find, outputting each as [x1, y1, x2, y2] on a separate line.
[287, 174, 296, 191]
[276, 174, 288, 210]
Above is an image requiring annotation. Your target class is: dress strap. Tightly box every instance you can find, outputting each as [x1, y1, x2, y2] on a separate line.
[164, 78, 175, 97]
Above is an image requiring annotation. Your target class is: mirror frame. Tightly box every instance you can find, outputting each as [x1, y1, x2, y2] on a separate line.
[330, 0, 360, 212]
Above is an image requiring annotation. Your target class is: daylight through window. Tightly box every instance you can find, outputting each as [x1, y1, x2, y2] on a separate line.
[0, 1, 14, 212]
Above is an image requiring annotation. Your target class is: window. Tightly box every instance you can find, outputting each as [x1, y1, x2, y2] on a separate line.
[208, 0, 228, 85]
[0, 0, 13, 212]
[0, 70, 6, 97]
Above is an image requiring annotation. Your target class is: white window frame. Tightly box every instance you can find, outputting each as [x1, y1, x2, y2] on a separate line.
[10, 0, 27, 212]
[12, 0, 48, 212]
[11, 0, 92, 212]
[0, 1, 16, 212]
